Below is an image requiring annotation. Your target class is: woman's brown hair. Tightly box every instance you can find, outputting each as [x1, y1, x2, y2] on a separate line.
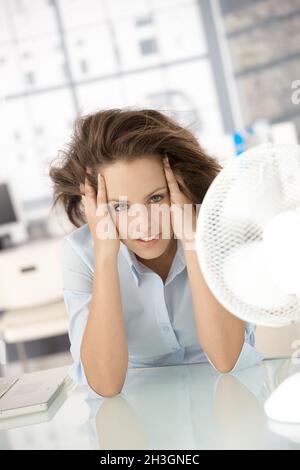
[49, 107, 221, 227]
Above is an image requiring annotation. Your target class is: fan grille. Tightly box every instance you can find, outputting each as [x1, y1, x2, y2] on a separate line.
[196, 143, 300, 326]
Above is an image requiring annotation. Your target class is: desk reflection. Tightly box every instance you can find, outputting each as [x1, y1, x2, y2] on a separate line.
[84, 361, 277, 450]
[1, 359, 300, 449]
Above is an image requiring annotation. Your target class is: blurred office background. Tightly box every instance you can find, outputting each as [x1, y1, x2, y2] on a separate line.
[0, 0, 300, 375]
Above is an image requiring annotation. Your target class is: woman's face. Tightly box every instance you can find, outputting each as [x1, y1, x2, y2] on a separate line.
[100, 156, 174, 260]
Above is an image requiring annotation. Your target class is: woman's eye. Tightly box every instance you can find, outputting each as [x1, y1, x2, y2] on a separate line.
[114, 203, 128, 212]
[149, 194, 164, 203]
[113, 194, 164, 211]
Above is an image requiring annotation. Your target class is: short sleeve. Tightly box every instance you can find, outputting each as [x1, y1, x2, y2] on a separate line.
[61, 237, 105, 399]
[205, 321, 264, 374]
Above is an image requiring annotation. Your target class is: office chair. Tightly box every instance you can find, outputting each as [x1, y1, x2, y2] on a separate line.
[0, 237, 69, 372]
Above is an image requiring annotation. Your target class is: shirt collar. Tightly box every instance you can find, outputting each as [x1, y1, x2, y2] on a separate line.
[119, 238, 186, 287]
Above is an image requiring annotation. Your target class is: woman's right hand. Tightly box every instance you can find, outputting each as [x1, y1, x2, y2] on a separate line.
[80, 171, 120, 259]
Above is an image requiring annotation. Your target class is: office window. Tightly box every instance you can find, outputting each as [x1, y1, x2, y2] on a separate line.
[0, 0, 228, 207]
[220, 0, 300, 139]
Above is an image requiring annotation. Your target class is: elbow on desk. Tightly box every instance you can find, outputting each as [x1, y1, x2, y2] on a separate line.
[213, 362, 236, 374]
[80, 351, 128, 398]
[203, 335, 246, 374]
[86, 377, 125, 398]
[205, 351, 240, 374]
[82, 364, 127, 398]
[94, 387, 123, 398]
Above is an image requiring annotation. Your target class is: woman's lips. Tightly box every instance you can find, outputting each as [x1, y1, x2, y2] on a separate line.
[136, 234, 160, 246]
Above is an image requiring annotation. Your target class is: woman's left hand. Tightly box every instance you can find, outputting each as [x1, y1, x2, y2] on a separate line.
[163, 156, 197, 250]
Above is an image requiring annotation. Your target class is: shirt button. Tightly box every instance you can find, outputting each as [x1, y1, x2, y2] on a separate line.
[163, 326, 170, 332]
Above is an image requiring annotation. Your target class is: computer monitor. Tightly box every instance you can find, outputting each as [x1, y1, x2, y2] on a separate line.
[0, 180, 27, 247]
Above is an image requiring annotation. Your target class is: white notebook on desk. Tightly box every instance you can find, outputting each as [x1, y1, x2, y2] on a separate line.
[0, 366, 70, 419]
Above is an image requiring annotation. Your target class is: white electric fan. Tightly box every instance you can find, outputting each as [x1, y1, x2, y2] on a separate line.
[195, 142, 300, 425]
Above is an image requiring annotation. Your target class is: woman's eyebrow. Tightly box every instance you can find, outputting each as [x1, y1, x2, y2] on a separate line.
[108, 186, 167, 203]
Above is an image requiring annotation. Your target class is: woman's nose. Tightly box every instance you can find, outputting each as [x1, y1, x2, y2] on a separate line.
[138, 212, 159, 237]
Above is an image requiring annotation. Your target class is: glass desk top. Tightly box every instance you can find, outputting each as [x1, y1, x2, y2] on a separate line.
[1, 358, 300, 450]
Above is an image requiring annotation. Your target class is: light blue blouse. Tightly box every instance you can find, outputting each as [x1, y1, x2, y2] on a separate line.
[61, 223, 264, 397]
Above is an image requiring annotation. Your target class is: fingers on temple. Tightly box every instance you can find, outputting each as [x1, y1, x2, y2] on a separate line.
[79, 182, 85, 195]
[97, 173, 108, 206]
[84, 175, 97, 212]
[164, 164, 179, 194]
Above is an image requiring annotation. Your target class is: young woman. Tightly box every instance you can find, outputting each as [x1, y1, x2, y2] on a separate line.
[49, 108, 263, 398]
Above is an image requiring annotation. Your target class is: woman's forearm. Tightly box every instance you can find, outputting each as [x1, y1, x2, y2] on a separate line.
[183, 247, 245, 373]
[80, 253, 128, 396]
